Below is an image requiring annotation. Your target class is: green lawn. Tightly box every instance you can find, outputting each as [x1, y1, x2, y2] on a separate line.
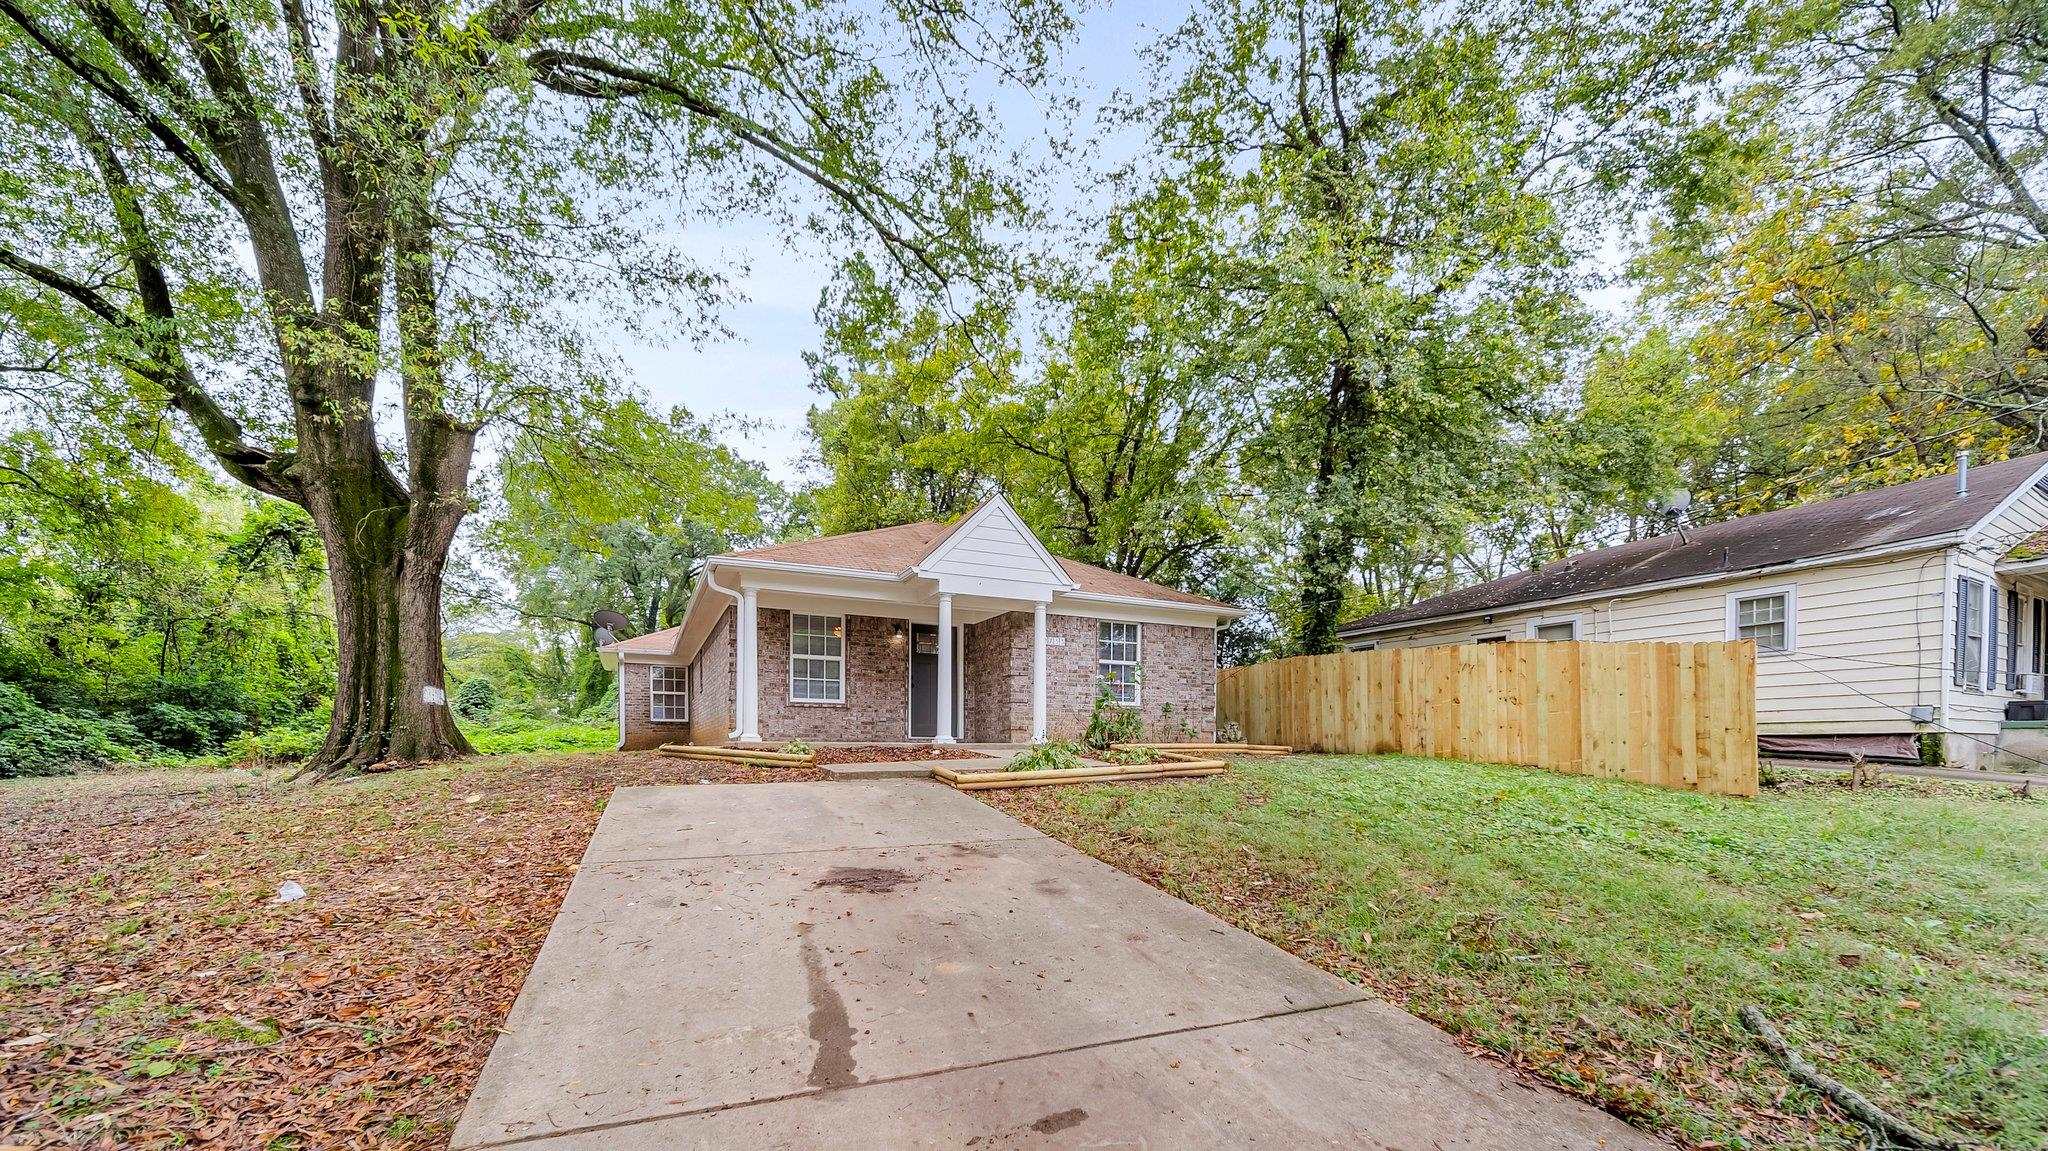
[985, 756, 2048, 1149]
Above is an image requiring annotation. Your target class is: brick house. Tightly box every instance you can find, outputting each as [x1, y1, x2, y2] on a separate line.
[598, 495, 1244, 749]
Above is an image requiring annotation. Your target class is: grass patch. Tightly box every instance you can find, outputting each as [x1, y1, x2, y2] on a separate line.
[984, 755, 2048, 1149]
[459, 717, 613, 756]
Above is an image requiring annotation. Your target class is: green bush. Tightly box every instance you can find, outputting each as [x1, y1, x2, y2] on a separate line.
[1083, 680, 1143, 750]
[462, 717, 614, 755]
[0, 682, 118, 778]
[453, 676, 498, 721]
[1003, 740, 1089, 773]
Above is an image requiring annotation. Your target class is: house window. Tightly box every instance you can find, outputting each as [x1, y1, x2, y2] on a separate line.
[1728, 588, 1795, 652]
[790, 613, 845, 703]
[650, 665, 689, 722]
[1346, 641, 1378, 652]
[1955, 577, 1985, 688]
[1474, 633, 1509, 644]
[1531, 619, 1578, 641]
[1098, 621, 1141, 705]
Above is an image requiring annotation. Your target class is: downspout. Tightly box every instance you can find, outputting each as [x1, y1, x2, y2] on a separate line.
[700, 560, 744, 741]
[615, 660, 626, 751]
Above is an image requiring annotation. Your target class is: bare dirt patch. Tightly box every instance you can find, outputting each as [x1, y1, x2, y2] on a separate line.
[0, 751, 820, 1149]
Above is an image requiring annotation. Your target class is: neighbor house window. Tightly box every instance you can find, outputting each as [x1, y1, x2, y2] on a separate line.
[1728, 588, 1795, 652]
[1098, 621, 1141, 705]
[1956, 577, 1985, 688]
[1474, 633, 1509, 644]
[790, 613, 845, 703]
[650, 665, 689, 722]
[1345, 641, 1378, 652]
[1531, 619, 1578, 641]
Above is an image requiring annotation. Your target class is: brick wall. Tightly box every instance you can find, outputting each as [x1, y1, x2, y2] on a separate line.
[963, 615, 1026, 742]
[754, 609, 911, 742]
[690, 606, 736, 746]
[956, 611, 1217, 743]
[622, 604, 1215, 748]
[619, 661, 691, 750]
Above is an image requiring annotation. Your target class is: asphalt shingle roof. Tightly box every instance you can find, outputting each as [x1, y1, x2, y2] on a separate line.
[1338, 451, 2048, 636]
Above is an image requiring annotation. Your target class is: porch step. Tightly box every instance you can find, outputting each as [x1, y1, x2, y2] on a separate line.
[822, 762, 937, 781]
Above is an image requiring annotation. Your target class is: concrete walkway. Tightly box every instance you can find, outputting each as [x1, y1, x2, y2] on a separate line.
[453, 782, 1663, 1149]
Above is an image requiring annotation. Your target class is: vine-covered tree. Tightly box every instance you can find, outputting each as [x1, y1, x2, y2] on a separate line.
[0, 0, 1069, 775]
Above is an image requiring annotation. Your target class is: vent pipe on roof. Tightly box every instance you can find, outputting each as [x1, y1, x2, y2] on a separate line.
[1957, 450, 1972, 497]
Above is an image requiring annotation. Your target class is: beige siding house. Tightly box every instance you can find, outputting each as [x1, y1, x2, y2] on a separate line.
[1336, 452, 2048, 769]
[598, 495, 1244, 750]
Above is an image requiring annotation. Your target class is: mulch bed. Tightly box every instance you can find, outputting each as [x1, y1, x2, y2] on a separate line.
[806, 745, 992, 765]
[0, 751, 822, 1150]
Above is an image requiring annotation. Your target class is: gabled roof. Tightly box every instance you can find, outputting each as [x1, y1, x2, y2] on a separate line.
[722, 507, 1235, 610]
[1339, 450, 2048, 637]
[599, 623, 683, 656]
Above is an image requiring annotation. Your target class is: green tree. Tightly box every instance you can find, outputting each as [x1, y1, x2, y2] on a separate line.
[0, 0, 1071, 775]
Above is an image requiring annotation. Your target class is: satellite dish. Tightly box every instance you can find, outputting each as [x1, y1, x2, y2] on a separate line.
[591, 609, 632, 646]
[1655, 489, 1692, 516]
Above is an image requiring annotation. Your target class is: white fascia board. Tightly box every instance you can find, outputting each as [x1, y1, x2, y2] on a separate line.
[1997, 557, 2048, 575]
[927, 573, 1059, 602]
[711, 556, 906, 581]
[1061, 590, 1246, 620]
[1335, 533, 1963, 640]
[1055, 592, 1244, 627]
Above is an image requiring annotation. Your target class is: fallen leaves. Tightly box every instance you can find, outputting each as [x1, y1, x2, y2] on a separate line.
[0, 752, 819, 1149]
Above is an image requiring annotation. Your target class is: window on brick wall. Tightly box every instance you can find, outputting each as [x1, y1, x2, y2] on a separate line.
[790, 613, 845, 703]
[1098, 621, 1141, 706]
[650, 665, 689, 722]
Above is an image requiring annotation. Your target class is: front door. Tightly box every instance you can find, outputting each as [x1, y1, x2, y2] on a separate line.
[908, 624, 963, 738]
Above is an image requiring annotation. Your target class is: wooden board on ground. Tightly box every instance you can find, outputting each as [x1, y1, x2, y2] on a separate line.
[658, 744, 817, 768]
[934, 758, 1228, 792]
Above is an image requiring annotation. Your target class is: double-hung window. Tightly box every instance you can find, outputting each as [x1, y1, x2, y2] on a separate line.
[1098, 621, 1141, 706]
[790, 613, 845, 703]
[1728, 588, 1795, 652]
[650, 665, 689, 722]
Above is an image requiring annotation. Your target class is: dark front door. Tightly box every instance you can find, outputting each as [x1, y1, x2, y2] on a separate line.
[908, 624, 962, 739]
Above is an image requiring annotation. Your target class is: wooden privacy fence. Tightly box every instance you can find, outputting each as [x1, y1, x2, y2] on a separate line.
[1218, 641, 1758, 797]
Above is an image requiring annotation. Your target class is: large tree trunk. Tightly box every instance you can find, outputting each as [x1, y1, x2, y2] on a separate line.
[299, 465, 472, 778]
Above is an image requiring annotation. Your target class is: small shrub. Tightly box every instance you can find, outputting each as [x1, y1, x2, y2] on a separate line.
[1004, 741, 1089, 773]
[779, 740, 815, 758]
[1217, 720, 1245, 744]
[453, 677, 497, 721]
[1083, 681, 1143, 750]
[1103, 745, 1159, 766]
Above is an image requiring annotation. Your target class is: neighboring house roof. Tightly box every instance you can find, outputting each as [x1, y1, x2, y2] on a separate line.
[723, 509, 1236, 610]
[1339, 450, 2048, 637]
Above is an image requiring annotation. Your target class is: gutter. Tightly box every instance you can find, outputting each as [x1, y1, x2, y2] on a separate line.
[700, 560, 744, 742]
[1336, 532, 1967, 641]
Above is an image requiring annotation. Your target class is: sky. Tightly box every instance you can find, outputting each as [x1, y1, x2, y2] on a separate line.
[608, 2, 1188, 486]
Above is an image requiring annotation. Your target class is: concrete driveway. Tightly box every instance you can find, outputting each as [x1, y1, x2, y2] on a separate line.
[453, 782, 1661, 1149]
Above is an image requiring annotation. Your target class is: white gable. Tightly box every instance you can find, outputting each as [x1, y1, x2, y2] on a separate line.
[912, 495, 1076, 595]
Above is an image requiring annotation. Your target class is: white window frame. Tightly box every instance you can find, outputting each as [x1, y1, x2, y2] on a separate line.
[1097, 620, 1142, 707]
[1345, 641, 1378, 652]
[1725, 585, 1797, 653]
[1526, 615, 1581, 641]
[789, 612, 846, 704]
[649, 664, 689, 723]
[1472, 632, 1510, 644]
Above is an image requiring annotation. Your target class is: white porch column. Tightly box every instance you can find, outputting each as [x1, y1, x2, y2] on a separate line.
[934, 592, 956, 743]
[1031, 602, 1048, 743]
[738, 586, 761, 742]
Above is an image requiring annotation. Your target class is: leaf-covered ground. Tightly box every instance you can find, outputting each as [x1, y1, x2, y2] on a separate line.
[0, 752, 821, 1149]
[985, 756, 2048, 1150]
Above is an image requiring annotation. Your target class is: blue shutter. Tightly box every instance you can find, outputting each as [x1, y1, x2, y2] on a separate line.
[1955, 576, 1970, 687]
[1989, 590, 2000, 689]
